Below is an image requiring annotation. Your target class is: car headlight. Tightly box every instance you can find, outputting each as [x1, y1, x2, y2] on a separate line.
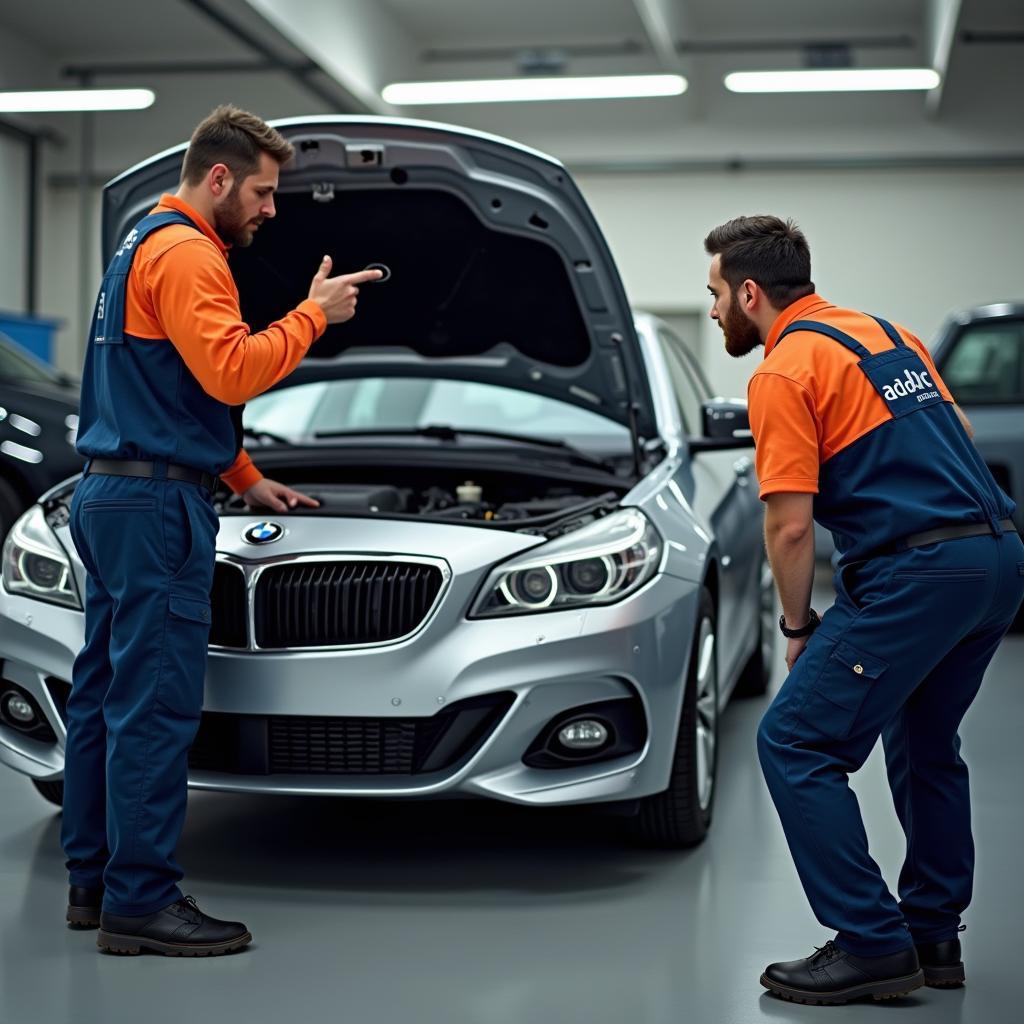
[471, 508, 662, 617]
[2, 505, 81, 609]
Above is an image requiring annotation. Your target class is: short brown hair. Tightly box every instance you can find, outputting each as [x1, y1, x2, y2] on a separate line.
[704, 215, 814, 308]
[180, 104, 294, 186]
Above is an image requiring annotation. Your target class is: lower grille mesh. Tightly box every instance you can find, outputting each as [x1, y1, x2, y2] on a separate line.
[187, 693, 515, 777]
[268, 716, 418, 774]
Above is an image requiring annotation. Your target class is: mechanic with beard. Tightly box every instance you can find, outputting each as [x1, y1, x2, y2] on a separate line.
[704, 215, 1023, 1004]
[62, 105, 381, 956]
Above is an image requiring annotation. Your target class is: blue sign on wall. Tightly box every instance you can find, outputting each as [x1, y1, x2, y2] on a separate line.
[0, 311, 63, 365]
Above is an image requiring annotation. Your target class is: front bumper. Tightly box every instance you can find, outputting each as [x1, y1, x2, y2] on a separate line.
[0, 572, 698, 805]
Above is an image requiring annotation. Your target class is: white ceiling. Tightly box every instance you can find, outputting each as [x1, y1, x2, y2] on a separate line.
[0, 0, 1021, 170]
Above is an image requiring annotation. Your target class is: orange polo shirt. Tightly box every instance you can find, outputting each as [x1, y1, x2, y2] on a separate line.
[747, 294, 953, 500]
[123, 194, 327, 493]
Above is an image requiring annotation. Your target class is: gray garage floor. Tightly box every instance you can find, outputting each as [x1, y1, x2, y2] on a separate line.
[1, 580, 1021, 1024]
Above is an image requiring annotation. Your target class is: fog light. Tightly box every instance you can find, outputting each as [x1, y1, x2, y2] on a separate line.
[4, 691, 36, 725]
[557, 719, 609, 750]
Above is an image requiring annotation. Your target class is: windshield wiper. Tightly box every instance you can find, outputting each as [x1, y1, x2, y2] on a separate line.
[312, 425, 615, 472]
[242, 425, 291, 446]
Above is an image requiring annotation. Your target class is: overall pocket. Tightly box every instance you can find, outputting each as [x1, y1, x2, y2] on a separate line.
[167, 487, 216, 583]
[797, 640, 888, 741]
[156, 592, 213, 717]
[82, 499, 157, 513]
[892, 568, 988, 582]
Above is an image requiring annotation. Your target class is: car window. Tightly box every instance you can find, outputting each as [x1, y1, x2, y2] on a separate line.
[656, 329, 707, 434]
[940, 321, 1024, 404]
[0, 334, 59, 386]
[245, 377, 632, 451]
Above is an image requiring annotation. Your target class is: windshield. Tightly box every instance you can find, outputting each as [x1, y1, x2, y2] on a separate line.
[245, 377, 632, 453]
[940, 320, 1024, 404]
[0, 333, 60, 386]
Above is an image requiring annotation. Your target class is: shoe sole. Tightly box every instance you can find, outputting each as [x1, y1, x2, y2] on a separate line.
[97, 929, 253, 957]
[923, 964, 965, 988]
[760, 970, 925, 1006]
[67, 906, 101, 929]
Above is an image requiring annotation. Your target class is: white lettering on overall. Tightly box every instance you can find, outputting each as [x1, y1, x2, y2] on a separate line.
[96, 291, 105, 321]
[882, 367, 938, 403]
[115, 228, 138, 258]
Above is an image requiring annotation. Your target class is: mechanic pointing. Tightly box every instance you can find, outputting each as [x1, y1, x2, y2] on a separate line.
[704, 215, 1024, 1005]
[62, 105, 381, 956]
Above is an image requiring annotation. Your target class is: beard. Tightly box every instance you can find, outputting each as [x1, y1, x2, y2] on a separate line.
[721, 295, 762, 357]
[214, 189, 261, 248]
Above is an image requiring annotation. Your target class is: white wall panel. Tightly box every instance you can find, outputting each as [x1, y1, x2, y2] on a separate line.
[0, 137, 27, 314]
[578, 167, 1024, 399]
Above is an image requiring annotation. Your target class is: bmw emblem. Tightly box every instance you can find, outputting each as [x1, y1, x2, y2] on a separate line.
[243, 521, 284, 545]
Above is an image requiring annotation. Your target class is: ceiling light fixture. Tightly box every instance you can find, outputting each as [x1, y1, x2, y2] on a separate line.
[724, 69, 940, 93]
[0, 89, 156, 113]
[382, 75, 687, 105]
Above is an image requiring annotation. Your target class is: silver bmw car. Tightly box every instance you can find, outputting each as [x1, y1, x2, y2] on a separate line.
[0, 117, 770, 846]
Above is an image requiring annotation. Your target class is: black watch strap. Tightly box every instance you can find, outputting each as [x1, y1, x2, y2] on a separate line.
[779, 608, 820, 638]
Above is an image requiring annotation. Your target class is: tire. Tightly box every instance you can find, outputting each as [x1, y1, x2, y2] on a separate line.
[0, 475, 24, 544]
[32, 778, 65, 807]
[733, 558, 776, 698]
[633, 587, 718, 847]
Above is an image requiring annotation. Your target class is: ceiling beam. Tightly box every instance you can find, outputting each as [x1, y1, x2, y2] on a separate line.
[631, 0, 700, 114]
[631, 0, 684, 71]
[181, 0, 353, 111]
[241, 0, 418, 114]
[925, 0, 963, 116]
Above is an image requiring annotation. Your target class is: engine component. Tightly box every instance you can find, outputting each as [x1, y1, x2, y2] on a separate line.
[456, 480, 482, 503]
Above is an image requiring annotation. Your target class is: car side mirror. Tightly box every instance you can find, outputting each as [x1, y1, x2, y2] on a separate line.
[689, 398, 755, 452]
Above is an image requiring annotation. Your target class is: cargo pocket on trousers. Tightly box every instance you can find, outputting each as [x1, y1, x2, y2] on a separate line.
[157, 594, 213, 718]
[796, 640, 888, 741]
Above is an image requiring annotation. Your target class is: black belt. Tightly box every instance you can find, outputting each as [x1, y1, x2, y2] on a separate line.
[85, 458, 218, 492]
[895, 517, 1017, 552]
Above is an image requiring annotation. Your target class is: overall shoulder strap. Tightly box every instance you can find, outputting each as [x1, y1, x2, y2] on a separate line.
[92, 211, 201, 346]
[776, 319, 872, 359]
[869, 315, 909, 349]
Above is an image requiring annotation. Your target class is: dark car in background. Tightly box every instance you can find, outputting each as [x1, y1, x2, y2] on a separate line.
[931, 303, 1024, 535]
[0, 333, 82, 541]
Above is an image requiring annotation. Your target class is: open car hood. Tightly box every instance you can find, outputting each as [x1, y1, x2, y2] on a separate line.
[102, 116, 657, 438]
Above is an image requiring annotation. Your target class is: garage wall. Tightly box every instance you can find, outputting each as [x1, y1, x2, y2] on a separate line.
[0, 137, 28, 314]
[0, 28, 52, 320]
[577, 167, 1024, 398]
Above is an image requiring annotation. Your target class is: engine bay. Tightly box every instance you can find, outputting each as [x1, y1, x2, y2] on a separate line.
[216, 474, 619, 529]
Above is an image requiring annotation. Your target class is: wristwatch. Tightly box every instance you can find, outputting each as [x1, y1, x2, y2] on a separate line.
[779, 608, 820, 639]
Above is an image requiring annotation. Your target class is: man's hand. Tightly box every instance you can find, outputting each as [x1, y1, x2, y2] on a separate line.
[307, 256, 382, 325]
[786, 635, 810, 672]
[241, 477, 320, 512]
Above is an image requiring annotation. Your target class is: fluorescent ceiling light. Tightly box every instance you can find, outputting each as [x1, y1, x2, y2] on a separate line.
[724, 69, 940, 93]
[0, 89, 156, 112]
[382, 75, 687, 105]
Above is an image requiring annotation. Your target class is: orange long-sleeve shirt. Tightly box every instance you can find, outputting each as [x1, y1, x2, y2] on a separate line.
[123, 194, 327, 493]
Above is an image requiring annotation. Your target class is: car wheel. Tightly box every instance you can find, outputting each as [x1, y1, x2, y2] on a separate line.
[733, 558, 776, 698]
[0, 476, 24, 543]
[32, 778, 65, 807]
[633, 587, 717, 847]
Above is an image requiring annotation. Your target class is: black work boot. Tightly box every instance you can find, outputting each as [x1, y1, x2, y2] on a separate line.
[915, 937, 965, 987]
[761, 940, 925, 1005]
[97, 895, 251, 957]
[67, 886, 103, 929]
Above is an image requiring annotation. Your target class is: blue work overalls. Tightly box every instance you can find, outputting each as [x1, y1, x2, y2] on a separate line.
[757, 316, 1024, 956]
[62, 211, 236, 916]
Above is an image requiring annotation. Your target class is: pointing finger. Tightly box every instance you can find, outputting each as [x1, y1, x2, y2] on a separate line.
[339, 268, 384, 285]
